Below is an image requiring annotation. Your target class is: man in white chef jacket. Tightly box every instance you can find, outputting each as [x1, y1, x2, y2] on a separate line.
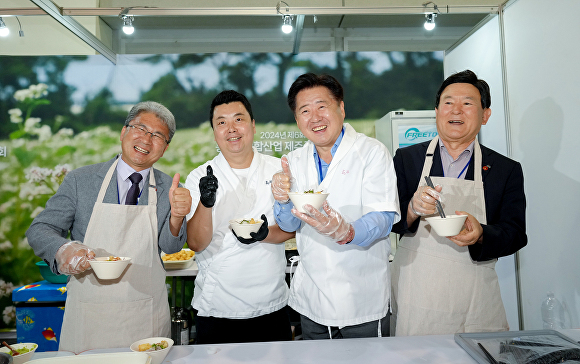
[27, 101, 192, 353]
[271, 73, 400, 339]
[184, 90, 294, 344]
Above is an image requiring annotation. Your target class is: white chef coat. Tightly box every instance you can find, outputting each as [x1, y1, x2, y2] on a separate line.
[184, 149, 289, 318]
[285, 123, 400, 327]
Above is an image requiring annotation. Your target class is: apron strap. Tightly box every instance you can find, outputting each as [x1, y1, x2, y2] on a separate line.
[421, 136, 484, 184]
[97, 158, 120, 204]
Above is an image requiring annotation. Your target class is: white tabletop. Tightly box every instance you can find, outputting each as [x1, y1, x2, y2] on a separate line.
[29, 330, 580, 364]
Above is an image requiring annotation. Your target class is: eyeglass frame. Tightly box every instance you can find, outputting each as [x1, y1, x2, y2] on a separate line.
[126, 123, 170, 145]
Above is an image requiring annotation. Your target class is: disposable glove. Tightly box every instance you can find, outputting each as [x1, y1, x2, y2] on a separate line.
[409, 184, 443, 217]
[293, 201, 353, 243]
[232, 214, 270, 244]
[55, 241, 95, 275]
[271, 156, 295, 203]
[199, 165, 218, 208]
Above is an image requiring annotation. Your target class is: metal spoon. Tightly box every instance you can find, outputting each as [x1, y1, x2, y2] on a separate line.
[1, 341, 18, 356]
[424, 176, 446, 218]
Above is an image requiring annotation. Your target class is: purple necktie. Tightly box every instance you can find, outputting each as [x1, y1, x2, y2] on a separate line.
[125, 172, 143, 205]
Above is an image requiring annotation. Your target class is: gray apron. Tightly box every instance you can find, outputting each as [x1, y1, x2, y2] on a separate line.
[391, 137, 508, 336]
[59, 158, 170, 353]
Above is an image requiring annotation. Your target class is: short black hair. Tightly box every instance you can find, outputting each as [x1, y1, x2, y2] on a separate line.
[435, 70, 491, 109]
[209, 90, 254, 129]
[287, 73, 344, 113]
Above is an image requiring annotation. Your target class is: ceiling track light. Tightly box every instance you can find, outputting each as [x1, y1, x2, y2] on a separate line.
[424, 13, 436, 30]
[276, 1, 294, 34]
[119, 8, 135, 35]
[422, 1, 440, 31]
[0, 17, 9, 37]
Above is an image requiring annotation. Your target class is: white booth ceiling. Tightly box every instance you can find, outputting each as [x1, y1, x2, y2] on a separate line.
[1, 0, 506, 63]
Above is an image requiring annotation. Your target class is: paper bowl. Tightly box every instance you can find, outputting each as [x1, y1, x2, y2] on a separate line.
[0, 343, 37, 364]
[130, 337, 173, 364]
[425, 214, 468, 237]
[229, 219, 263, 239]
[288, 192, 329, 213]
[161, 249, 195, 270]
[88, 257, 131, 280]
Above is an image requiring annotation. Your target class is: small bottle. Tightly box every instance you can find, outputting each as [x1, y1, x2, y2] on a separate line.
[541, 292, 566, 329]
[171, 307, 190, 345]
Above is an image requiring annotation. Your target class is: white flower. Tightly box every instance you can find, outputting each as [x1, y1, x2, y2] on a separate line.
[30, 83, 49, 98]
[8, 108, 23, 124]
[0, 241, 12, 251]
[12, 139, 25, 148]
[0, 279, 15, 297]
[26, 167, 52, 183]
[56, 128, 74, 137]
[2, 305, 15, 325]
[52, 164, 72, 178]
[37, 124, 52, 141]
[14, 89, 32, 101]
[24, 117, 41, 132]
[30, 206, 44, 218]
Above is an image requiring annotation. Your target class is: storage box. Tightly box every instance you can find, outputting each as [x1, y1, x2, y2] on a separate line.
[12, 281, 67, 352]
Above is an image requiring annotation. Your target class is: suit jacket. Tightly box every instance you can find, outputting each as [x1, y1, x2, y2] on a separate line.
[392, 140, 527, 261]
[27, 156, 186, 273]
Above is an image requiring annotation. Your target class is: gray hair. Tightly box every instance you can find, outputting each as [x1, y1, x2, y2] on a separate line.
[124, 101, 176, 142]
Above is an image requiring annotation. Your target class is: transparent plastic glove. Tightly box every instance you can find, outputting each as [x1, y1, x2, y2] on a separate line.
[55, 241, 95, 275]
[199, 165, 218, 208]
[271, 156, 295, 203]
[232, 214, 269, 245]
[409, 185, 443, 217]
[292, 201, 352, 241]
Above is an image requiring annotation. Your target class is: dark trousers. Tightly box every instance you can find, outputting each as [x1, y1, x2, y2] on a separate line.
[196, 306, 292, 344]
[300, 313, 390, 340]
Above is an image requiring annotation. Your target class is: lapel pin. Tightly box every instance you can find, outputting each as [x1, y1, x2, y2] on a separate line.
[482, 165, 490, 171]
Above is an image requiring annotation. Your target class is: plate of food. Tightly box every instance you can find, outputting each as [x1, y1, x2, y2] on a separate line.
[161, 249, 195, 270]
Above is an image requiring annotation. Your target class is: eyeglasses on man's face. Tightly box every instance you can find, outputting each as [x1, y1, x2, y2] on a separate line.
[126, 124, 169, 145]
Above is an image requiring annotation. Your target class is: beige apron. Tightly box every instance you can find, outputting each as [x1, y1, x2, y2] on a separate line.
[60, 158, 170, 353]
[391, 137, 508, 336]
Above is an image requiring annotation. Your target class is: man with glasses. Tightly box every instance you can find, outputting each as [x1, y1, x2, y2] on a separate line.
[27, 101, 192, 353]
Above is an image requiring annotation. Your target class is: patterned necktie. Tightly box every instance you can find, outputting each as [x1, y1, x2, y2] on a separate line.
[125, 172, 143, 205]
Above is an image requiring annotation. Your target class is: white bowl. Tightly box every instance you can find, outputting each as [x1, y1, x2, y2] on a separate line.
[88, 257, 131, 280]
[288, 192, 329, 213]
[425, 214, 468, 236]
[0, 343, 38, 364]
[130, 337, 173, 364]
[229, 218, 263, 239]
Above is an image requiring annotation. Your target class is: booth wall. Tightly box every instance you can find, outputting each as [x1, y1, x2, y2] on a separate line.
[443, 16, 520, 331]
[503, 0, 580, 329]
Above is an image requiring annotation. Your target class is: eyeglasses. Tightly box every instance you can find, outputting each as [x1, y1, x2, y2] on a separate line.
[126, 124, 169, 144]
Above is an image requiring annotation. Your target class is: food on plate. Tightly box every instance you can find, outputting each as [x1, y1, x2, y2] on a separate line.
[303, 190, 323, 194]
[106, 256, 121, 261]
[5, 344, 35, 356]
[162, 249, 195, 261]
[138, 340, 169, 352]
[239, 218, 259, 224]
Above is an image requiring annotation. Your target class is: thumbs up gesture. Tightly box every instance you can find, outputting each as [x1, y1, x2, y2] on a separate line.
[169, 173, 192, 219]
[199, 165, 219, 208]
[271, 156, 294, 203]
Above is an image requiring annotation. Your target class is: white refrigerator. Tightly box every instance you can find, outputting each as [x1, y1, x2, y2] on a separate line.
[375, 110, 437, 156]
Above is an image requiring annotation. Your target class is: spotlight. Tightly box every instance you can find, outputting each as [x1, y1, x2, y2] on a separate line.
[121, 15, 134, 35]
[282, 14, 293, 34]
[0, 17, 9, 37]
[424, 13, 436, 31]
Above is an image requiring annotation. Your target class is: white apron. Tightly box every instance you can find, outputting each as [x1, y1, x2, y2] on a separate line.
[60, 158, 170, 353]
[287, 124, 399, 327]
[391, 137, 508, 336]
